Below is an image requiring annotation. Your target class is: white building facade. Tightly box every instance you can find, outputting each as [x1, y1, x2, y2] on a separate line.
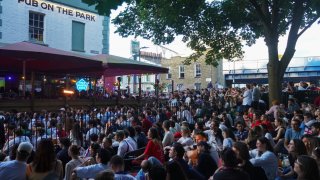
[0, 0, 109, 55]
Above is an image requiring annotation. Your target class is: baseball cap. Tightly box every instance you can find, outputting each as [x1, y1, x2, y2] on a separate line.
[18, 142, 33, 154]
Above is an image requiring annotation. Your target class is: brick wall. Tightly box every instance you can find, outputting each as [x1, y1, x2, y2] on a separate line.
[160, 55, 223, 91]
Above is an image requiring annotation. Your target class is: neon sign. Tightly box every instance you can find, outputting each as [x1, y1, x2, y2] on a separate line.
[76, 79, 88, 91]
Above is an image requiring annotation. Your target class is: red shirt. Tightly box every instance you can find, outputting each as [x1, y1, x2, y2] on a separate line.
[166, 112, 172, 119]
[251, 120, 262, 128]
[261, 120, 274, 132]
[144, 140, 164, 163]
[142, 119, 152, 134]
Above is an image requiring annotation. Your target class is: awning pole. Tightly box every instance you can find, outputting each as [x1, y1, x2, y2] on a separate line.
[139, 75, 142, 98]
[22, 60, 26, 97]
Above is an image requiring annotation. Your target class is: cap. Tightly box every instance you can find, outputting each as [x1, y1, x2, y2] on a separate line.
[59, 108, 66, 111]
[18, 142, 33, 154]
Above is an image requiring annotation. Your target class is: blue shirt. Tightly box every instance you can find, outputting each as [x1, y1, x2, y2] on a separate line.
[235, 130, 248, 141]
[284, 128, 304, 141]
[0, 160, 27, 180]
[115, 171, 136, 180]
[75, 163, 109, 179]
[250, 150, 278, 180]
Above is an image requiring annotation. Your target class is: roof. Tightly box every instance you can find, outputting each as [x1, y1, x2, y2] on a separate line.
[0, 41, 103, 76]
[93, 54, 169, 77]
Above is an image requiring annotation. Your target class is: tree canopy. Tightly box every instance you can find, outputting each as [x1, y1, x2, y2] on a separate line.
[81, 0, 128, 16]
[83, 0, 320, 103]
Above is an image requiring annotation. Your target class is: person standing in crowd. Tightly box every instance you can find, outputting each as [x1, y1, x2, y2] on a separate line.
[251, 83, 261, 110]
[0, 142, 33, 180]
[69, 123, 83, 146]
[26, 139, 63, 180]
[86, 120, 100, 142]
[241, 84, 252, 112]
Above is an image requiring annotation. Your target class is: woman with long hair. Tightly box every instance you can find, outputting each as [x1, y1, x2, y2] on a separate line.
[273, 118, 286, 143]
[69, 123, 83, 146]
[294, 155, 320, 180]
[26, 139, 63, 180]
[278, 139, 307, 180]
[135, 127, 164, 163]
[249, 137, 278, 180]
[232, 142, 268, 180]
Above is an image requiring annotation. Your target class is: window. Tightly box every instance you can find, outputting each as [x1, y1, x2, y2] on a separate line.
[179, 65, 185, 79]
[194, 83, 201, 90]
[167, 84, 172, 92]
[72, 21, 85, 52]
[177, 84, 184, 91]
[195, 64, 201, 77]
[167, 67, 172, 79]
[29, 12, 44, 42]
[146, 75, 150, 82]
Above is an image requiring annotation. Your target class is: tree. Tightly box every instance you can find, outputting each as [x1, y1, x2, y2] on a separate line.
[81, 0, 128, 16]
[84, 0, 320, 104]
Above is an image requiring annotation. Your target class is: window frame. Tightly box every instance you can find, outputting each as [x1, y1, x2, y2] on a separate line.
[179, 65, 185, 79]
[72, 21, 85, 52]
[29, 11, 45, 43]
[167, 67, 172, 79]
[194, 64, 201, 77]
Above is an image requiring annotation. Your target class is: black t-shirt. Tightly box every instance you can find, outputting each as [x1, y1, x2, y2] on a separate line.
[213, 167, 250, 180]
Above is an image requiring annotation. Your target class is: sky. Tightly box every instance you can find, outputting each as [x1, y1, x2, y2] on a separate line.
[108, 7, 320, 63]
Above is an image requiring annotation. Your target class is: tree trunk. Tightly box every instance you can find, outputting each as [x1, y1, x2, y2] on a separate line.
[267, 60, 283, 107]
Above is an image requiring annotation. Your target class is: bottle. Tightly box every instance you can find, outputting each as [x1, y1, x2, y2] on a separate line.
[278, 153, 283, 167]
[282, 155, 290, 168]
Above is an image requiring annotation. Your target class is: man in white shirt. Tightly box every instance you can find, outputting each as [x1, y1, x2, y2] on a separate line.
[124, 128, 137, 151]
[162, 120, 174, 147]
[116, 130, 134, 157]
[242, 84, 252, 112]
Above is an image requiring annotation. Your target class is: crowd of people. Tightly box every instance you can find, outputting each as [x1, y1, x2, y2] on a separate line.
[0, 83, 319, 180]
